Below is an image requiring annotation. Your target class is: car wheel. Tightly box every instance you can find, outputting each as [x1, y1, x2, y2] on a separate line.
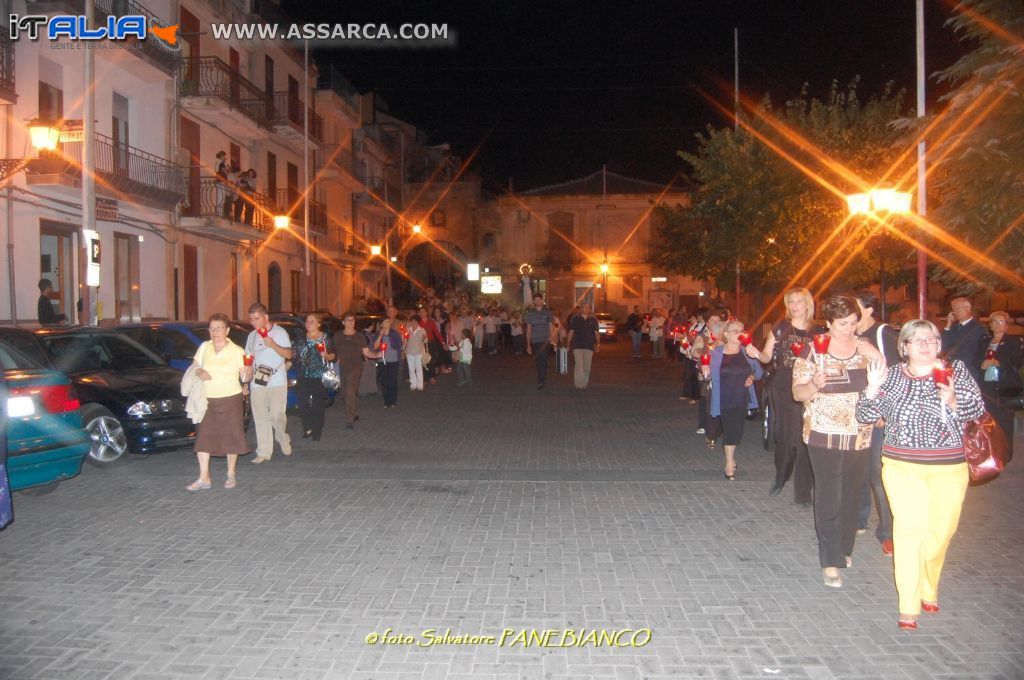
[82, 405, 130, 465]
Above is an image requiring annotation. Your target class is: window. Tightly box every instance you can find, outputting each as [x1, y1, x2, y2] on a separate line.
[429, 209, 446, 227]
[153, 329, 198, 363]
[266, 151, 277, 198]
[112, 93, 129, 176]
[39, 81, 63, 121]
[546, 211, 575, 266]
[0, 329, 48, 367]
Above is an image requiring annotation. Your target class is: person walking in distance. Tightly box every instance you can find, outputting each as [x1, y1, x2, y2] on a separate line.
[405, 315, 427, 391]
[567, 303, 600, 389]
[457, 328, 473, 386]
[244, 303, 292, 463]
[627, 306, 644, 358]
[525, 293, 556, 389]
[331, 312, 381, 429]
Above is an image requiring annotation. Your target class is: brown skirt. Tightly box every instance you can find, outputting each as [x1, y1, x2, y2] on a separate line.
[195, 393, 250, 456]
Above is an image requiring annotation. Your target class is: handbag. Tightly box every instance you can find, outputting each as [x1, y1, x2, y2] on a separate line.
[963, 411, 1008, 483]
[321, 365, 341, 391]
[423, 348, 432, 365]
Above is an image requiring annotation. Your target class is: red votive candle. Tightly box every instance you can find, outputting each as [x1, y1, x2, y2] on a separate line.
[812, 333, 830, 355]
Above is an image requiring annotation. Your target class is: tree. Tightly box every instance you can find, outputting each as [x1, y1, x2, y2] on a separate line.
[655, 79, 916, 296]
[926, 0, 1024, 292]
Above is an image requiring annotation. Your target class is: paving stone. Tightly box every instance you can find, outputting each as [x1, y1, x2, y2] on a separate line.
[0, 343, 1021, 679]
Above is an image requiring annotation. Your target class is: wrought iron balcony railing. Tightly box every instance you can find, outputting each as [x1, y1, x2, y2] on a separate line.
[267, 92, 323, 142]
[57, 132, 184, 205]
[0, 34, 15, 103]
[275, 189, 326, 232]
[182, 176, 276, 232]
[179, 57, 269, 127]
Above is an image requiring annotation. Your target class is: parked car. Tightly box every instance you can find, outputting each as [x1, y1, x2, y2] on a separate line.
[0, 326, 196, 465]
[1, 339, 91, 492]
[594, 313, 618, 341]
[116, 322, 249, 372]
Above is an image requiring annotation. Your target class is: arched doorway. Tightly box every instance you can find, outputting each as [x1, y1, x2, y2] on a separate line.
[405, 241, 466, 301]
[267, 262, 282, 312]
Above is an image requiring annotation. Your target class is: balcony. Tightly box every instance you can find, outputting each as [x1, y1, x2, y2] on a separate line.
[0, 35, 15, 104]
[180, 176, 275, 241]
[28, 0, 177, 80]
[179, 57, 269, 140]
[275, 189, 326, 233]
[317, 144, 357, 180]
[26, 131, 185, 208]
[267, 92, 323, 145]
[321, 222, 368, 264]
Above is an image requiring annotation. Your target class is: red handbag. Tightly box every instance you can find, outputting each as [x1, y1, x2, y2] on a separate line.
[963, 412, 1008, 483]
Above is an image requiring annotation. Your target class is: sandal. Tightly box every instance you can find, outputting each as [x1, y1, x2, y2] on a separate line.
[224, 476, 237, 489]
[186, 479, 211, 491]
[822, 569, 843, 588]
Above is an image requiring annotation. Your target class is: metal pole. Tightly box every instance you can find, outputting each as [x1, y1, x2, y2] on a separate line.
[81, 0, 96, 325]
[734, 27, 739, 132]
[915, 0, 928, 320]
[303, 39, 311, 311]
[383, 180, 392, 305]
[735, 260, 741, 319]
[880, 251, 887, 322]
[5, 105, 16, 322]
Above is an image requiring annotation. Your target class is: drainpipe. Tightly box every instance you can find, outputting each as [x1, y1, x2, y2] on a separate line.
[5, 104, 15, 323]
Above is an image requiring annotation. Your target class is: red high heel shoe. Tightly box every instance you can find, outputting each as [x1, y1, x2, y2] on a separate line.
[921, 601, 940, 613]
[898, 619, 918, 630]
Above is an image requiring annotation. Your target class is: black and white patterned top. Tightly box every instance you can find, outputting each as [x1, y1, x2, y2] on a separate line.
[855, 359, 984, 464]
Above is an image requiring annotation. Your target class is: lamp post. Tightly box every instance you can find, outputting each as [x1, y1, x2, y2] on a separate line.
[600, 261, 609, 312]
[847, 188, 913, 321]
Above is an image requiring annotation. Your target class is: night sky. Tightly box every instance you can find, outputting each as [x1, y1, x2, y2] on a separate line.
[286, 0, 969, 192]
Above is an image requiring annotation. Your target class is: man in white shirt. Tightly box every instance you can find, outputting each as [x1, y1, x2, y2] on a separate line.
[245, 303, 293, 463]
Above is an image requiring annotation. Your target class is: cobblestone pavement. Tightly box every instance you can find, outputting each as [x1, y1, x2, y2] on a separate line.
[2, 341, 1022, 680]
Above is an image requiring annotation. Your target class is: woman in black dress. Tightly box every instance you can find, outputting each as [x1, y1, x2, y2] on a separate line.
[745, 287, 824, 503]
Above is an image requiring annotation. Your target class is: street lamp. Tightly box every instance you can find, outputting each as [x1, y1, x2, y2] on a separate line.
[847, 187, 913, 321]
[370, 244, 382, 256]
[273, 215, 290, 230]
[28, 119, 61, 152]
[599, 261, 609, 311]
[411, 223, 422, 234]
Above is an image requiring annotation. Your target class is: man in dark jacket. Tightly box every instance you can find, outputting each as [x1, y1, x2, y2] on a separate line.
[940, 297, 986, 381]
[37, 279, 58, 324]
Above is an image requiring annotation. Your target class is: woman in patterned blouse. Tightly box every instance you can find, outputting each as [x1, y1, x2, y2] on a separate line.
[857, 319, 984, 630]
[792, 295, 884, 589]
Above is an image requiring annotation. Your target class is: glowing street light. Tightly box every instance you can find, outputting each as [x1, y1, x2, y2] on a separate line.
[411, 223, 422, 234]
[846, 188, 912, 216]
[28, 119, 61, 151]
[273, 215, 290, 230]
[370, 244, 382, 256]
[846, 187, 912, 322]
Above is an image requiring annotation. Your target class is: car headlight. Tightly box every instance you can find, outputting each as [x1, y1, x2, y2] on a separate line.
[128, 401, 155, 416]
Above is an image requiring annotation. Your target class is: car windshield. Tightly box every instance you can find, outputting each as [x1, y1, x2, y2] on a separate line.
[0, 339, 42, 370]
[40, 333, 165, 373]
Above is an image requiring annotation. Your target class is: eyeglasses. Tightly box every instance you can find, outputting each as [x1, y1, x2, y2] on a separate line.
[904, 336, 940, 347]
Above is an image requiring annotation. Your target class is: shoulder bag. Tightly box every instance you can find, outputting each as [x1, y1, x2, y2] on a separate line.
[963, 411, 1008, 483]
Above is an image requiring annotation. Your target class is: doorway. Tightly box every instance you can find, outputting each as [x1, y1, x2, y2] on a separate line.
[180, 116, 201, 215]
[39, 222, 76, 321]
[267, 262, 282, 312]
[183, 244, 198, 320]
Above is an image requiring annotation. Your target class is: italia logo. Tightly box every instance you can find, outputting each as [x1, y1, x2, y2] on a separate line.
[9, 15, 180, 51]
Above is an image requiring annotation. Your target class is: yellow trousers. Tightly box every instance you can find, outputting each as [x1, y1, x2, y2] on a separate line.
[881, 458, 968, 616]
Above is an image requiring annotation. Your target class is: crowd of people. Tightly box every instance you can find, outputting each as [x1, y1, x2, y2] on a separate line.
[179, 284, 1020, 631]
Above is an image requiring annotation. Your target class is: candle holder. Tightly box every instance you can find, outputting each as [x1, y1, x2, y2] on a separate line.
[243, 353, 254, 367]
[932, 362, 951, 386]
[738, 331, 752, 346]
[789, 341, 805, 357]
[257, 327, 269, 338]
[700, 353, 711, 366]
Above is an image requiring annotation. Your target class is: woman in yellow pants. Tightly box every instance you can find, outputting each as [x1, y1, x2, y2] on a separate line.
[856, 319, 984, 629]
